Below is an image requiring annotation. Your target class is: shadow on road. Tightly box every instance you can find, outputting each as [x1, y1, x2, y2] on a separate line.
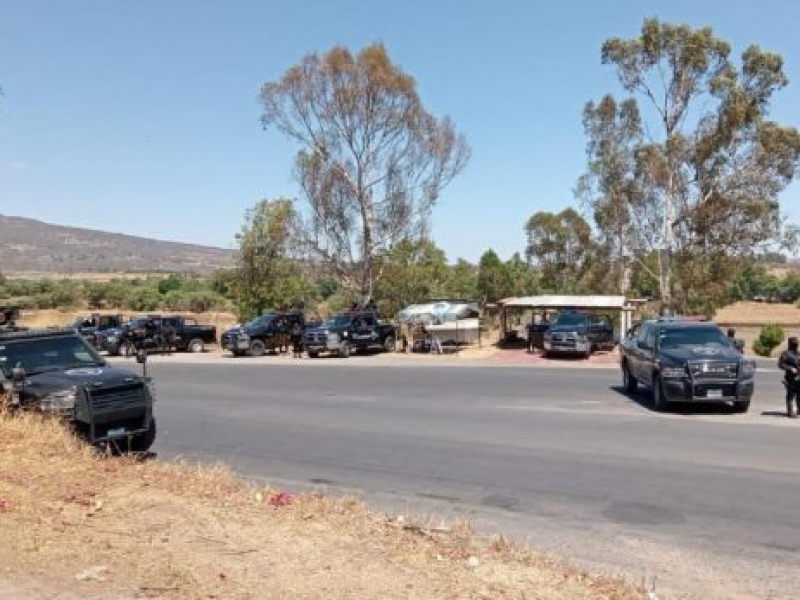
[610, 385, 739, 416]
[761, 410, 792, 419]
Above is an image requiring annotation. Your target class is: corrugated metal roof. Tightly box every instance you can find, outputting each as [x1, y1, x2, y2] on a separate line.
[499, 295, 631, 309]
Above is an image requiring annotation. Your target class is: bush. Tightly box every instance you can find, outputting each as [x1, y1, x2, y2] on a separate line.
[753, 324, 785, 357]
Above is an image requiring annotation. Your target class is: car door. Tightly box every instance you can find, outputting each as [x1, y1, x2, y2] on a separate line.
[637, 325, 658, 387]
[630, 324, 651, 383]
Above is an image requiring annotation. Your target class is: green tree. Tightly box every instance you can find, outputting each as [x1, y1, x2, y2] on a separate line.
[477, 250, 511, 303]
[524, 209, 596, 293]
[445, 259, 479, 300]
[260, 43, 470, 302]
[374, 239, 450, 315]
[232, 199, 312, 320]
[596, 19, 800, 311]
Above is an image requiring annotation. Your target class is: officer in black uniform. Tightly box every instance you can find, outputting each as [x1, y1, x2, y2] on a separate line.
[778, 336, 800, 419]
[290, 321, 304, 358]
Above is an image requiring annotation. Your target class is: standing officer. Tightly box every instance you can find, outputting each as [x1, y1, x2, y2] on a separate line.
[290, 321, 304, 358]
[778, 336, 800, 419]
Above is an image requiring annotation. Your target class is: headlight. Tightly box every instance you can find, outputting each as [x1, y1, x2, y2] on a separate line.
[106, 335, 118, 344]
[741, 361, 756, 378]
[544, 333, 552, 340]
[327, 332, 339, 342]
[661, 366, 686, 379]
[40, 388, 77, 413]
[576, 334, 588, 342]
[145, 378, 157, 402]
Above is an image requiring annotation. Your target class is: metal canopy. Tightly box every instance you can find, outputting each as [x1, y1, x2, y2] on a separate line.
[499, 295, 633, 311]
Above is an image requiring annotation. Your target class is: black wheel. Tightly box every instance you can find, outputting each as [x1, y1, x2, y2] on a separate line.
[733, 400, 750, 413]
[652, 375, 669, 412]
[383, 336, 395, 353]
[128, 419, 157, 453]
[187, 338, 205, 353]
[622, 362, 638, 394]
[231, 350, 245, 357]
[308, 351, 319, 359]
[339, 342, 350, 358]
[249, 340, 266, 357]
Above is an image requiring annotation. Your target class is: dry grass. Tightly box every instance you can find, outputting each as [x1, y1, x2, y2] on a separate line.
[714, 301, 800, 325]
[0, 413, 640, 600]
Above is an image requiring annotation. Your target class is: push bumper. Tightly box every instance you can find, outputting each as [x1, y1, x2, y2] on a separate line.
[661, 377, 755, 403]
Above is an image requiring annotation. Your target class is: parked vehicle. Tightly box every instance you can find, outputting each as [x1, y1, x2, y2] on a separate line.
[222, 312, 307, 357]
[542, 311, 615, 358]
[304, 311, 396, 358]
[73, 313, 123, 346]
[619, 318, 756, 412]
[0, 307, 22, 332]
[0, 327, 157, 451]
[99, 315, 216, 356]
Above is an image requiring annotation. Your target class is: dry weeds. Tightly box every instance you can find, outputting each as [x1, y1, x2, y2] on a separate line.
[0, 413, 640, 600]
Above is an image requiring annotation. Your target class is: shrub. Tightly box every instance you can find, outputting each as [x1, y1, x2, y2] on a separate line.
[753, 324, 785, 357]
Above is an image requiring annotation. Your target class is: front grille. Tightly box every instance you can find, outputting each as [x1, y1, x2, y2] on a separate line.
[88, 384, 147, 417]
[689, 361, 738, 380]
[305, 333, 326, 344]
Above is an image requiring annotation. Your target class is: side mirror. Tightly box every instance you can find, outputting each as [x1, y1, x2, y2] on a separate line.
[734, 339, 745, 353]
[135, 349, 148, 365]
[11, 365, 26, 383]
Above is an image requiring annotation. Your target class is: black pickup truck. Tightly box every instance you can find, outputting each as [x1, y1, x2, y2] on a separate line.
[221, 312, 306, 357]
[619, 318, 756, 412]
[73, 313, 124, 345]
[0, 328, 157, 451]
[304, 311, 396, 358]
[98, 315, 216, 356]
[542, 311, 616, 358]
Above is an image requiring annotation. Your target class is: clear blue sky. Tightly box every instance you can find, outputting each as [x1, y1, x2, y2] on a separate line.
[1, 0, 799, 262]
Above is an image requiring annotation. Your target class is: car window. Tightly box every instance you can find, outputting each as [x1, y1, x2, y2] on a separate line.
[0, 336, 104, 377]
[658, 327, 729, 349]
[645, 327, 656, 349]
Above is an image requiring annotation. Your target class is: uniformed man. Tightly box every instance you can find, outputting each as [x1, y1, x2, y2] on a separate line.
[290, 321, 304, 358]
[778, 336, 800, 419]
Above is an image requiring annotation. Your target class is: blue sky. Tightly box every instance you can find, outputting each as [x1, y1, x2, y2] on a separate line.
[1, 0, 799, 262]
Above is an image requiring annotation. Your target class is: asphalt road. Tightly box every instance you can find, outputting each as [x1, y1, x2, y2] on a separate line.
[145, 359, 799, 599]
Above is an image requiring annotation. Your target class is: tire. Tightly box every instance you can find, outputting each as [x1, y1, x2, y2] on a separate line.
[118, 341, 132, 358]
[339, 342, 350, 358]
[383, 336, 395, 353]
[622, 363, 638, 394]
[127, 419, 157, 453]
[187, 338, 205, 354]
[308, 351, 319, 359]
[249, 340, 266, 357]
[652, 375, 669, 412]
[733, 400, 750, 413]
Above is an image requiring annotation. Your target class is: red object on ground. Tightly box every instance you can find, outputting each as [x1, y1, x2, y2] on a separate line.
[269, 491, 294, 507]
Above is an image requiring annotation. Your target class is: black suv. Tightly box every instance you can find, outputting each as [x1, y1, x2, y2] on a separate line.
[0, 328, 157, 450]
[222, 312, 306, 357]
[620, 319, 756, 412]
[542, 311, 615, 358]
[304, 311, 396, 358]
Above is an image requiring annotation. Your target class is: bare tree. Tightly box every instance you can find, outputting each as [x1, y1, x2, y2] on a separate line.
[260, 43, 470, 302]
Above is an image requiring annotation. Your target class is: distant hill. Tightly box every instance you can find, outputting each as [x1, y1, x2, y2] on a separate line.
[0, 214, 235, 275]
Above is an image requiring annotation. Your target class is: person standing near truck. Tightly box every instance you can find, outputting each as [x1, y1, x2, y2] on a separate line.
[290, 321, 304, 358]
[778, 336, 800, 419]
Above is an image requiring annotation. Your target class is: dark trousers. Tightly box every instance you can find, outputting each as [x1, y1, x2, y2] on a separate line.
[787, 380, 799, 416]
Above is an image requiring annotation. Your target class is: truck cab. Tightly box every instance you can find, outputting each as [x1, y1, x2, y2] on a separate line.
[620, 319, 756, 412]
[304, 311, 396, 358]
[221, 312, 305, 357]
[0, 328, 157, 451]
[542, 311, 615, 358]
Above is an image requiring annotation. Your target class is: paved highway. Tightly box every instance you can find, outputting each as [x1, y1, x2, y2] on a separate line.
[144, 359, 799, 599]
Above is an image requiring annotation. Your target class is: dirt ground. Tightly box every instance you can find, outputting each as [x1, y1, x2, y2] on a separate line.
[0, 414, 640, 600]
[714, 301, 800, 325]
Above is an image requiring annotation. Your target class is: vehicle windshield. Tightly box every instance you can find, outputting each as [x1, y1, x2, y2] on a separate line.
[324, 314, 352, 328]
[243, 314, 275, 330]
[658, 327, 729, 349]
[0, 336, 105, 377]
[128, 318, 151, 329]
[552, 313, 589, 327]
